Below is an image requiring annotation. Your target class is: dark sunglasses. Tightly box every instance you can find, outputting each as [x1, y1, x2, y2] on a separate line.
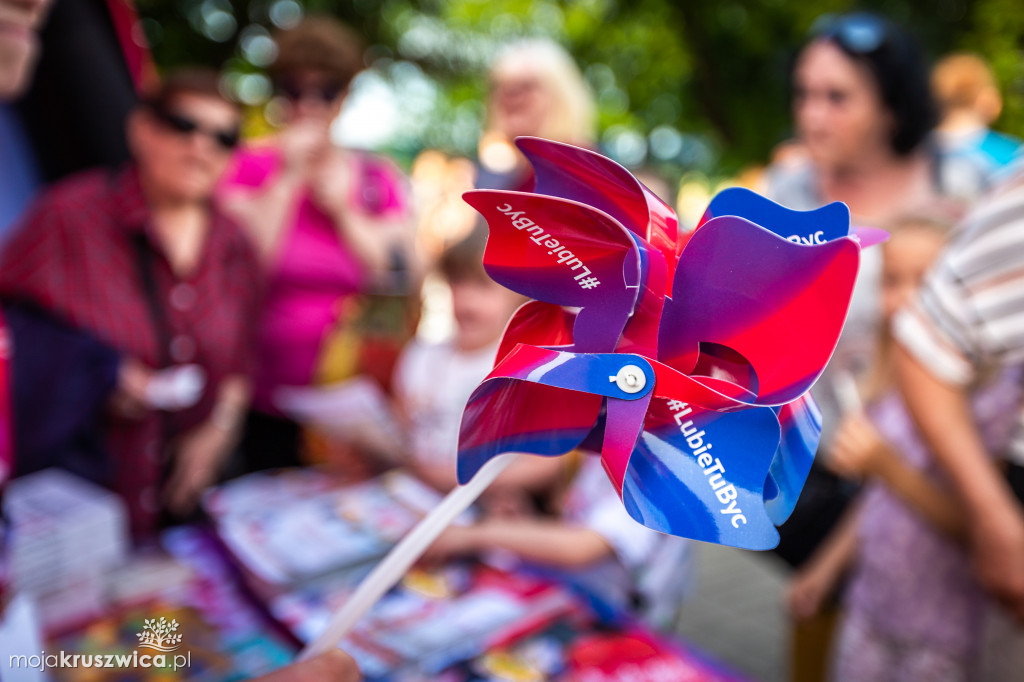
[811, 12, 888, 54]
[152, 107, 240, 151]
[276, 79, 345, 104]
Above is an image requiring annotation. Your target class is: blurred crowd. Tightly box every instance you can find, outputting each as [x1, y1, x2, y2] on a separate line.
[2, 2, 1024, 682]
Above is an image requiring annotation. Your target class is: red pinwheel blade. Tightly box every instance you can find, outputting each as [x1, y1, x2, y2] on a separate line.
[457, 346, 655, 484]
[497, 300, 576, 364]
[464, 189, 642, 353]
[458, 377, 602, 484]
[661, 216, 860, 406]
[517, 136, 680, 292]
[519, 137, 651, 240]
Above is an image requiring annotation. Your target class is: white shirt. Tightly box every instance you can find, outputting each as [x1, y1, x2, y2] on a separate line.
[394, 338, 499, 471]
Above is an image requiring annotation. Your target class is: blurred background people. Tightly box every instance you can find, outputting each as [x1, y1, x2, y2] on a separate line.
[2, 0, 152, 240]
[787, 215, 1019, 682]
[767, 10, 950, 562]
[0, 1, 1023, 679]
[0, 0, 48, 100]
[393, 228, 524, 492]
[0, 0, 51, 236]
[393, 228, 563, 511]
[220, 15, 415, 475]
[767, 12, 941, 220]
[764, 13, 954, 681]
[476, 38, 595, 193]
[895, 168, 1024, 680]
[0, 69, 258, 537]
[932, 52, 1022, 200]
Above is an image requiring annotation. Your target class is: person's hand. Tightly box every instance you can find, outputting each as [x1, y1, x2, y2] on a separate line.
[421, 525, 480, 565]
[408, 457, 457, 494]
[110, 357, 155, 419]
[971, 498, 1024, 622]
[163, 421, 232, 516]
[309, 151, 355, 221]
[786, 562, 836, 621]
[278, 121, 329, 178]
[249, 650, 360, 682]
[828, 414, 888, 480]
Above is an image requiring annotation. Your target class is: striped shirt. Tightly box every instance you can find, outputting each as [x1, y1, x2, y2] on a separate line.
[894, 170, 1024, 459]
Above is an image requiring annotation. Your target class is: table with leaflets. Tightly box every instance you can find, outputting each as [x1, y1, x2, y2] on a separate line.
[0, 467, 752, 682]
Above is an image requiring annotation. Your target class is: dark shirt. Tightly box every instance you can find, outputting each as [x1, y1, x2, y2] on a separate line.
[5, 302, 119, 485]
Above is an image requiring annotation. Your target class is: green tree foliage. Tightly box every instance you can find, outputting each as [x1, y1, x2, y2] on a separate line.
[962, 0, 1024, 137]
[135, 0, 1023, 175]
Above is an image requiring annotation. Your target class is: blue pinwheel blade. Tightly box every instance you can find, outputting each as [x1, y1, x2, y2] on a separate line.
[621, 397, 782, 550]
[764, 395, 823, 526]
[700, 186, 850, 244]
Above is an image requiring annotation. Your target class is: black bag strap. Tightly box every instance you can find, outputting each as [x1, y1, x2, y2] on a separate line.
[130, 231, 181, 501]
[131, 232, 172, 368]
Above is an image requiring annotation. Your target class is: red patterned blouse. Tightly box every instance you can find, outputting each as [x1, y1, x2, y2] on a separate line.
[0, 166, 262, 536]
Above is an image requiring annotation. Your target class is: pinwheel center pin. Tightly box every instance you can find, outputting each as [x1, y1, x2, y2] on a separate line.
[612, 365, 647, 393]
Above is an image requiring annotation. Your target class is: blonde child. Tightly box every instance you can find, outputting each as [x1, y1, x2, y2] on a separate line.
[393, 229, 562, 503]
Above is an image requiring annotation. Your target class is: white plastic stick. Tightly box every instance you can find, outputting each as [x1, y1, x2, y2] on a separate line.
[297, 452, 518, 660]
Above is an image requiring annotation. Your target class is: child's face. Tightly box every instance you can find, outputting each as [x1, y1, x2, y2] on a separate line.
[881, 227, 945, 321]
[450, 277, 523, 352]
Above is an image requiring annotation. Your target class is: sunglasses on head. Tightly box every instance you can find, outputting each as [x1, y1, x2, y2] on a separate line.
[152, 107, 240, 151]
[811, 12, 888, 54]
[276, 79, 345, 104]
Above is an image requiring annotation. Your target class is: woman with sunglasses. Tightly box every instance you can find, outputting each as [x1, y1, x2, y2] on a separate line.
[769, 12, 944, 218]
[219, 16, 413, 474]
[0, 69, 260, 538]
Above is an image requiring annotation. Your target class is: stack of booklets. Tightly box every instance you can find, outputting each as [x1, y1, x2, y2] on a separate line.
[2, 469, 130, 629]
[205, 469, 456, 595]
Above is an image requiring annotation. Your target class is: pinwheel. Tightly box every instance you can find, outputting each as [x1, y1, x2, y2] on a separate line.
[300, 137, 881, 658]
[458, 137, 881, 551]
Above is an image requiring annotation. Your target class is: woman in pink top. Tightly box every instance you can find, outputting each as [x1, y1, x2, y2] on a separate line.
[221, 16, 413, 470]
